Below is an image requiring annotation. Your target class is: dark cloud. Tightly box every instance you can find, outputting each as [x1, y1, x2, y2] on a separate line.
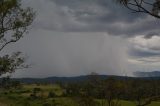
[144, 32, 159, 39]
[136, 58, 160, 63]
[129, 49, 160, 57]
[6, 0, 160, 78]
[42, 0, 160, 37]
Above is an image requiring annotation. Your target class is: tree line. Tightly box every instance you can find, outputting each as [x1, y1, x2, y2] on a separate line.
[62, 75, 160, 106]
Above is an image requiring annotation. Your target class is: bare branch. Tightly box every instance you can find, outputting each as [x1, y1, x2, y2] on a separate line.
[116, 0, 160, 19]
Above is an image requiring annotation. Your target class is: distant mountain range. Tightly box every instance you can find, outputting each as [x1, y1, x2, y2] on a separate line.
[133, 71, 160, 77]
[11, 75, 107, 84]
[3, 72, 159, 84]
[11, 75, 129, 84]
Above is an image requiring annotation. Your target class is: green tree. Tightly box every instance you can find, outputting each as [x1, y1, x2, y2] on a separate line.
[0, 0, 35, 76]
[0, 76, 11, 88]
[104, 77, 123, 106]
[131, 79, 160, 106]
[48, 91, 56, 98]
[116, 0, 160, 18]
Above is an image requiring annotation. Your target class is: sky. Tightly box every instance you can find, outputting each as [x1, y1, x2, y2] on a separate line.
[2, 0, 160, 78]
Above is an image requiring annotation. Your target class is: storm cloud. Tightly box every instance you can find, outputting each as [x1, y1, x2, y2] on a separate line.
[2, 0, 160, 77]
[27, 0, 160, 36]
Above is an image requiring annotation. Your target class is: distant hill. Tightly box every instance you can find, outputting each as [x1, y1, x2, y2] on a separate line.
[11, 75, 106, 84]
[133, 71, 160, 77]
[11, 75, 130, 84]
[4, 74, 159, 84]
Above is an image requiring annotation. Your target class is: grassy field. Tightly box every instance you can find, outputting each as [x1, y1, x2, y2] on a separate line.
[0, 84, 160, 106]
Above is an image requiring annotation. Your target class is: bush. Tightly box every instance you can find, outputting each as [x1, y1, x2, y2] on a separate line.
[48, 91, 56, 98]
[29, 93, 37, 100]
[43, 102, 52, 106]
[33, 88, 41, 93]
[4, 92, 8, 95]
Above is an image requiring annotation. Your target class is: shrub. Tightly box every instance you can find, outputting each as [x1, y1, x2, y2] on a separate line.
[43, 102, 52, 106]
[48, 91, 56, 98]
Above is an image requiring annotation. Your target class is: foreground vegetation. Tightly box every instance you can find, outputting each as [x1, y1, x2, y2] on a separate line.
[0, 76, 160, 106]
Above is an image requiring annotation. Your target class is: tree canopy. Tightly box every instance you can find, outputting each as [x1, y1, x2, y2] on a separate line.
[0, 0, 35, 76]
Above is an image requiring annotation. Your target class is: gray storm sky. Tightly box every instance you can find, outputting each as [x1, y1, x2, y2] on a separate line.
[3, 0, 160, 78]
